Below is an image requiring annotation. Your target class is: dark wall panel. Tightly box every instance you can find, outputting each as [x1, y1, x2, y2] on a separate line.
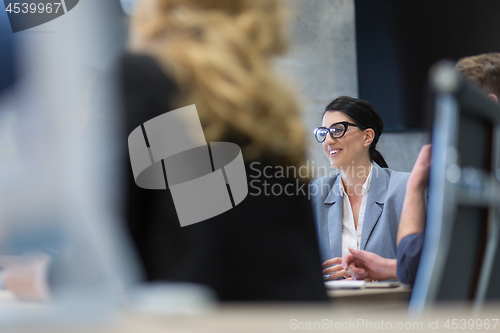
[356, 0, 500, 131]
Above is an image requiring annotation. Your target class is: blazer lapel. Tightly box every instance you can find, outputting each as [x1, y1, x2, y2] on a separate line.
[324, 175, 343, 258]
[360, 164, 387, 250]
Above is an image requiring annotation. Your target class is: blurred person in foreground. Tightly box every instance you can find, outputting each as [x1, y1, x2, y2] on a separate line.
[120, 0, 327, 300]
[342, 53, 500, 285]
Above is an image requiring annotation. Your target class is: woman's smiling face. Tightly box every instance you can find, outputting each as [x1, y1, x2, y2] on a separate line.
[321, 111, 371, 170]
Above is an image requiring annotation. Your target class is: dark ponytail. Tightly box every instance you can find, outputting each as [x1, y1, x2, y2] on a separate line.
[323, 96, 388, 168]
[370, 148, 388, 168]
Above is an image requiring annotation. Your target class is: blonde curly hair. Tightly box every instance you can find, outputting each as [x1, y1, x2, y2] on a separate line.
[129, 0, 308, 170]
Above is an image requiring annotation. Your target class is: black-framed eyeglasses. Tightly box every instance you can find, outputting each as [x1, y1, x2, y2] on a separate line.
[313, 121, 366, 143]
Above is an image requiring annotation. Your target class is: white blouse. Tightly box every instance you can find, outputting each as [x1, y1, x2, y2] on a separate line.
[338, 164, 373, 258]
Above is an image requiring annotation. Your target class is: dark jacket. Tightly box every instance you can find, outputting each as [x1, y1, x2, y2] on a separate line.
[119, 53, 328, 301]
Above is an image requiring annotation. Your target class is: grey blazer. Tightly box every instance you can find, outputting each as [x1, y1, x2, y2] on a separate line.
[311, 163, 410, 262]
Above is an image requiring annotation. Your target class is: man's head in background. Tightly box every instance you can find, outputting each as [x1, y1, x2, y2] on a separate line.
[456, 52, 500, 103]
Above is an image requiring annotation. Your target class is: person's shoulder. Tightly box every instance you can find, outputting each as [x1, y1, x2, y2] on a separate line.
[310, 174, 339, 204]
[372, 165, 410, 198]
[119, 52, 179, 131]
[311, 174, 339, 187]
[379, 169, 410, 204]
[119, 52, 176, 91]
[378, 166, 410, 185]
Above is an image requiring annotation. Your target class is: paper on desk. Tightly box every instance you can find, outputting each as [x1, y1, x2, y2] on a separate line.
[324, 280, 366, 289]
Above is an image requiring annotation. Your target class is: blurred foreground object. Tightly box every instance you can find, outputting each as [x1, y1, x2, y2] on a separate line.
[0, 0, 145, 327]
[0, 253, 51, 302]
[121, 0, 328, 300]
[411, 61, 500, 315]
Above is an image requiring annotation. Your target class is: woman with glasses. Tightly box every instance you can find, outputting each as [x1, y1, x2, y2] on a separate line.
[312, 96, 409, 280]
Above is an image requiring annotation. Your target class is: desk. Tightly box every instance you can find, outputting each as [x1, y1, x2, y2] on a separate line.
[327, 286, 412, 311]
[328, 286, 411, 300]
[2, 290, 500, 333]
[4, 303, 498, 333]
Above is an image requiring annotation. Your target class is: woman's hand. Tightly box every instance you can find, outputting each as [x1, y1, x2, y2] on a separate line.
[321, 257, 351, 280]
